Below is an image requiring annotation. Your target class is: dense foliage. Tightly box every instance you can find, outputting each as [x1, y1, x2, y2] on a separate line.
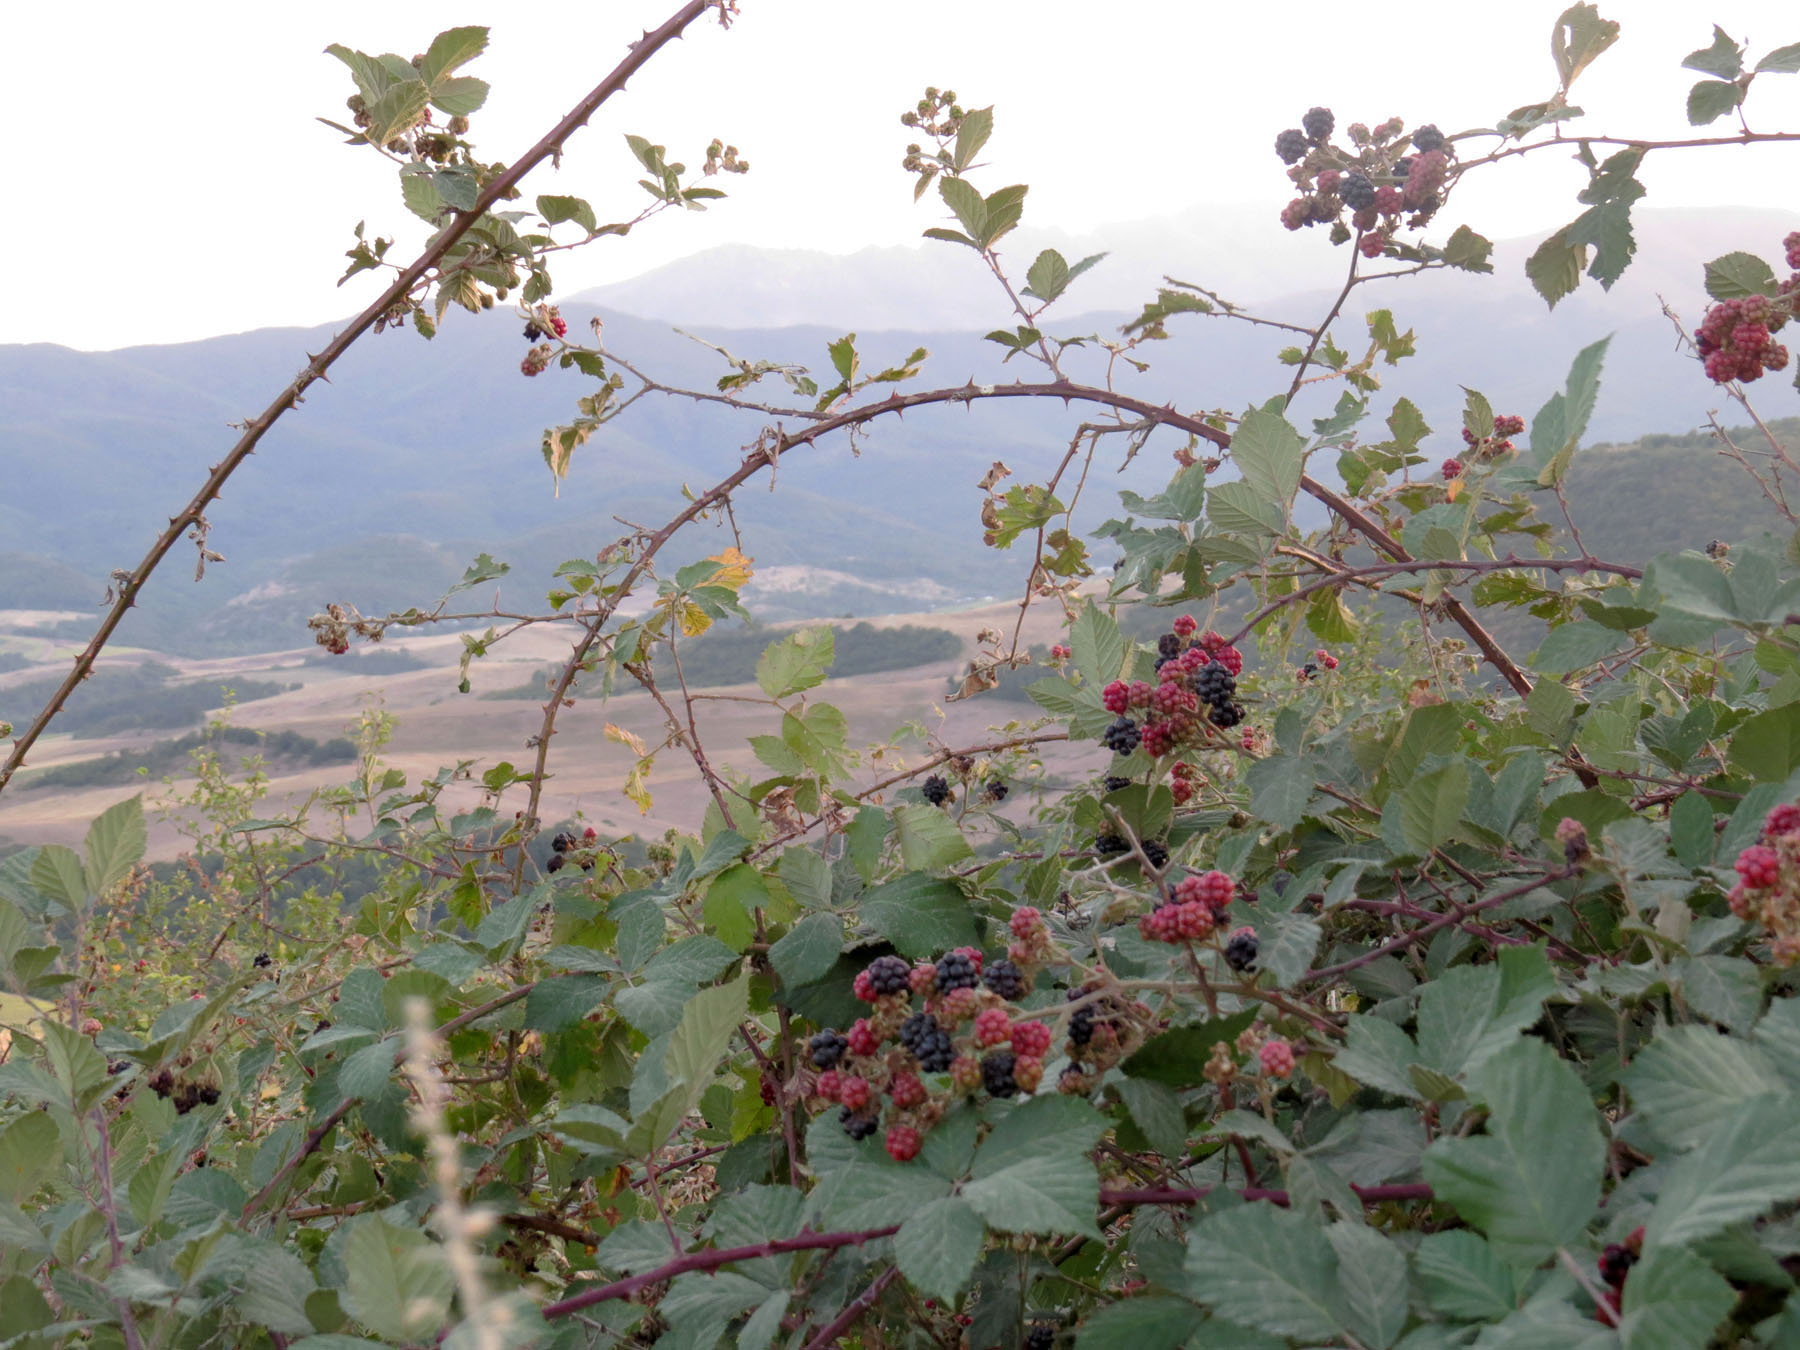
[7, 6, 1800, 1349]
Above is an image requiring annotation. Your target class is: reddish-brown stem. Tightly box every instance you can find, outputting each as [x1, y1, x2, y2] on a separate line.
[799, 1267, 902, 1350]
[539, 1225, 902, 1319]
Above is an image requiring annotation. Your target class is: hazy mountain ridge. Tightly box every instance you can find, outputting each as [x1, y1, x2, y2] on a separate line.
[4, 205, 1796, 656]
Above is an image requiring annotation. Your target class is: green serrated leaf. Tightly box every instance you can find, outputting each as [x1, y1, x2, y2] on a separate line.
[1421, 1037, 1604, 1266]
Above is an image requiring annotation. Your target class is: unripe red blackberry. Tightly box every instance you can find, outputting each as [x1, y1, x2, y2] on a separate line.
[1275, 129, 1308, 164]
[1008, 906, 1044, 939]
[1280, 198, 1309, 232]
[885, 1125, 922, 1162]
[838, 1075, 871, 1110]
[889, 1072, 927, 1108]
[975, 1006, 1012, 1047]
[1259, 1039, 1296, 1078]
[1010, 1020, 1052, 1058]
[847, 1018, 881, 1056]
[1359, 232, 1386, 260]
[1173, 614, 1198, 637]
[1765, 803, 1800, 838]
[1101, 680, 1131, 714]
[1737, 844, 1780, 889]
[941, 986, 981, 1022]
[1442, 458, 1464, 479]
[1302, 106, 1335, 142]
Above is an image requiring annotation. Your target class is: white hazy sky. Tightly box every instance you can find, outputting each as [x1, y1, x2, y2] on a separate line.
[7, 0, 1799, 350]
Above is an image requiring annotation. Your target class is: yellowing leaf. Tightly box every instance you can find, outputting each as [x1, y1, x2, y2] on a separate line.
[1445, 479, 1463, 503]
[677, 599, 712, 637]
[605, 722, 649, 756]
[706, 546, 755, 592]
[624, 755, 656, 814]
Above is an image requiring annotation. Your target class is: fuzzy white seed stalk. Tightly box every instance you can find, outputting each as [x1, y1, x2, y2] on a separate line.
[402, 997, 509, 1350]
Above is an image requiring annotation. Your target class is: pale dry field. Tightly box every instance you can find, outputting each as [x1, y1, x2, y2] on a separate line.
[2, 596, 1107, 859]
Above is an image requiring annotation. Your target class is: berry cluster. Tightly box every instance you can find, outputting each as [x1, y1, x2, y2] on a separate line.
[1139, 870, 1237, 944]
[811, 948, 1062, 1157]
[1729, 801, 1800, 964]
[1696, 291, 1793, 385]
[1272, 109, 1452, 249]
[1099, 621, 1249, 763]
[145, 1067, 221, 1115]
[1460, 412, 1525, 461]
[521, 305, 568, 344]
[545, 825, 599, 874]
[921, 774, 951, 806]
[1297, 648, 1340, 682]
[1057, 984, 1149, 1092]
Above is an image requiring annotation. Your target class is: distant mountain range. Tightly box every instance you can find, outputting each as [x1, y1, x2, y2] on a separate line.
[3, 205, 1796, 657]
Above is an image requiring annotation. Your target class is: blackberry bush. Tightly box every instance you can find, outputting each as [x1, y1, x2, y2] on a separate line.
[10, 11, 1800, 1350]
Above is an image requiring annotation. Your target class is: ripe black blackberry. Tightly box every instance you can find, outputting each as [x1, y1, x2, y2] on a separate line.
[1411, 124, 1445, 153]
[921, 774, 951, 806]
[1302, 106, 1335, 142]
[253, 952, 271, 968]
[982, 1050, 1019, 1098]
[1157, 633, 1182, 659]
[1209, 701, 1246, 729]
[1104, 775, 1132, 793]
[865, 955, 912, 996]
[1142, 840, 1169, 869]
[1025, 1325, 1056, 1350]
[901, 1013, 955, 1071]
[809, 1029, 849, 1069]
[1274, 129, 1308, 164]
[902, 1011, 956, 1069]
[198, 1085, 220, 1106]
[523, 323, 543, 342]
[1101, 717, 1141, 754]
[1599, 1244, 1637, 1288]
[839, 1107, 880, 1140]
[1225, 931, 1260, 972]
[1195, 665, 1236, 705]
[983, 959, 1026, 1000]
[546, 853, 566, 874]
[935, 950, 980, 992]
[1392, 157, 1413, 183]
[1341, 174, 1376, 210]
[986, 777, 1008, 802]
[1093, 832, 1129, 858]
[1069, 1003, 1096, 1046]
[551, 831, 576, 853]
